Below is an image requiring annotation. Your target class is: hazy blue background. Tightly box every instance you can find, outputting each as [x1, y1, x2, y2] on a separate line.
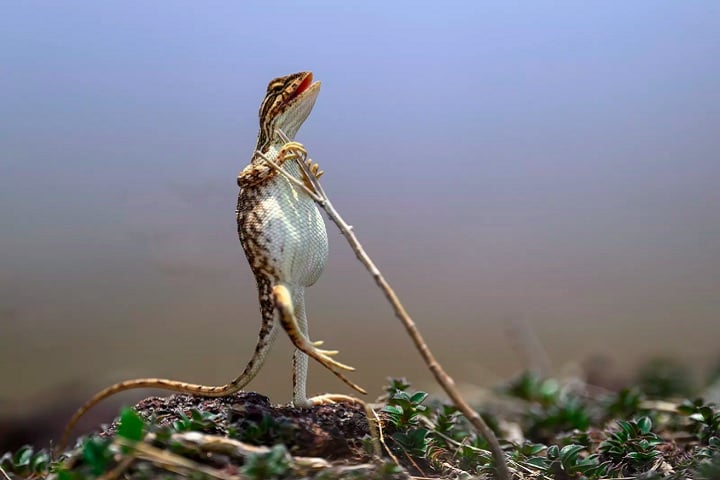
[2, 1, 719, 408]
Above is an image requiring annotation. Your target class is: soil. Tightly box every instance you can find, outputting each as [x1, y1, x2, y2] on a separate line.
[101, 392, 373, 460]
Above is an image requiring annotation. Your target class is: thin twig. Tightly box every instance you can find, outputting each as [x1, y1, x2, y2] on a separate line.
[0, 465, 11, 480]
[441, 461, 474, 478]
[98, 455, 135, 480]
[273, 128, 511, 480]
[167, 432, 330, 470]
[114, 437, 241, 480]
[373, 406, 404, 469]
[254, 150, 323, 202]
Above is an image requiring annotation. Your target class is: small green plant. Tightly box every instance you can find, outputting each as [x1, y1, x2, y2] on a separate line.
[693, 450, 720, 480]
[117, 407, 146, 442]
[383, 383, 433, 459]
[237, 412, 298, 446]
[384, 377, 411, 396]
[635, 358, 695, 398]
[431, 403, 466, 444]
[511, 441, 548, 471]
[81, 437, 114, 476]
[382, 390, 429, 428]
[604, 387, 645, 419]
[393, 427, 430, 458]
[546, 443, 602, 477]
[599, 416, 663, 475]
[171, 408, 219, 433]
[0, 445, 51, 478]
[526, 395, 591, 442]
[505, 370, 591, 442]
[677, 398, 720, 444]
[504, 370, 561, 407]
[241, 444, 291, 479]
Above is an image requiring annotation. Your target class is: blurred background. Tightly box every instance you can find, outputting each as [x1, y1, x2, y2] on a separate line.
[1, 1, 719, 446]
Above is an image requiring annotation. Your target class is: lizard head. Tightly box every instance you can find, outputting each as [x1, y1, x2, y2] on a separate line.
[257, 71, 321, 148]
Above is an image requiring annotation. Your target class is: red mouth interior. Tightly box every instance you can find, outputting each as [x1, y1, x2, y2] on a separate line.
[291, 73, 313, 100]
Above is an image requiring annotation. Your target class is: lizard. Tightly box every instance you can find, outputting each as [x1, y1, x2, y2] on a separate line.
[58, 71, 365, 451]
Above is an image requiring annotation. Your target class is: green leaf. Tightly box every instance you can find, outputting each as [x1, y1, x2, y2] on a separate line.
[382, 405, 404, 426]
[242, 444, 290, 478]
[14, 446, 33, 467]
[410, 392, 429, 404]
[637, 416, 653, 434]
[691, 413, 706, 422]
[392, 391, 411, 403]
[539, 378, 560, 399]
[525, 456, 548, 468]
[618, 420, 634, 437]
[82, 438, 112, 476]
[560, 444, 585, 465]
[523, 443, 546, 456]
[57, 470, 78, 480]
[547, 445, 559, 459]
[117, 408, 145, 441]
[700, 406, 714, 420]
[30, 450, 50, 473]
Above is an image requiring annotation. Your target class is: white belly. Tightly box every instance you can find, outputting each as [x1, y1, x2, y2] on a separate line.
[255, 160, 329, 287]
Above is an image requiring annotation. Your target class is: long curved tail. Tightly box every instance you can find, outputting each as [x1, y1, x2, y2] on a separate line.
[58, 321, 279, 453]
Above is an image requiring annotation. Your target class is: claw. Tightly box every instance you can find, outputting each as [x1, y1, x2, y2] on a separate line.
[308, 393, 364, 406]
[273, 283, 365, 394]
[276, 141, 308, 169]
[319, 355, 355, 371]
[279, 141, 307, 160]
[316, 348, 339, 356]
[303, 158, 324, 180]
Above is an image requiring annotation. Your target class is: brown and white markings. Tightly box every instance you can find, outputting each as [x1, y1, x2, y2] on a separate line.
[58, 71, 364, 452]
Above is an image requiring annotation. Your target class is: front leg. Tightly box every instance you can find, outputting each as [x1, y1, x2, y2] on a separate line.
[271, 283, 367, 404]
[237, 141, 309, 188]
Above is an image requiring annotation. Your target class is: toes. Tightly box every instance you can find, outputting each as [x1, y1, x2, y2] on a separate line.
[307, 395, 337, 405]
[324, 357, 356, 372]
[308, 394, 362, 405]
[316, 348, 339, 356]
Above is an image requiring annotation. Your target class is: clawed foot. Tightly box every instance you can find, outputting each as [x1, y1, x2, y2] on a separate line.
[303, 158, 323, 179]
[308, 393, 363, 405]
[300, 158, 324, 191]
[276, 141, 307, 164]
[238, 141, 311, 188]
[305, 341, 355, 372]
[272, 284, 366, 395]
[279, 142, 324, 190]
[310, 341, 341, 362]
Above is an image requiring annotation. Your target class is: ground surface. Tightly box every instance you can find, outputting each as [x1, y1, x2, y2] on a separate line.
[3, 362, 720, 479]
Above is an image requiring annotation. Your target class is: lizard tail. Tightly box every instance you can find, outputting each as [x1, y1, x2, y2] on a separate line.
[57, 283, 281, 453]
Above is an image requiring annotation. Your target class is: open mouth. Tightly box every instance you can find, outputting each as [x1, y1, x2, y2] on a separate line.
[262, 72, 320, 128]
[296, 72, 314, 96]
[288, 72, 315, 102]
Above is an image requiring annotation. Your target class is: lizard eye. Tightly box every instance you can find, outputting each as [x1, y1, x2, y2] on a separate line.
[267, 80, 284, 94]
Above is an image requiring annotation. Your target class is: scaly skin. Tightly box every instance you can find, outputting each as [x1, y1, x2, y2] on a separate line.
[236, 72, 365, 405]
[58, 71, 364, 452]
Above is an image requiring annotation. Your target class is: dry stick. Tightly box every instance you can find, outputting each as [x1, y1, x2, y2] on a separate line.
[98, 455, 135, 480]
[114, 437, 240, 480]
[267, 130, 511, 480]
[169, 432, 331, 470]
